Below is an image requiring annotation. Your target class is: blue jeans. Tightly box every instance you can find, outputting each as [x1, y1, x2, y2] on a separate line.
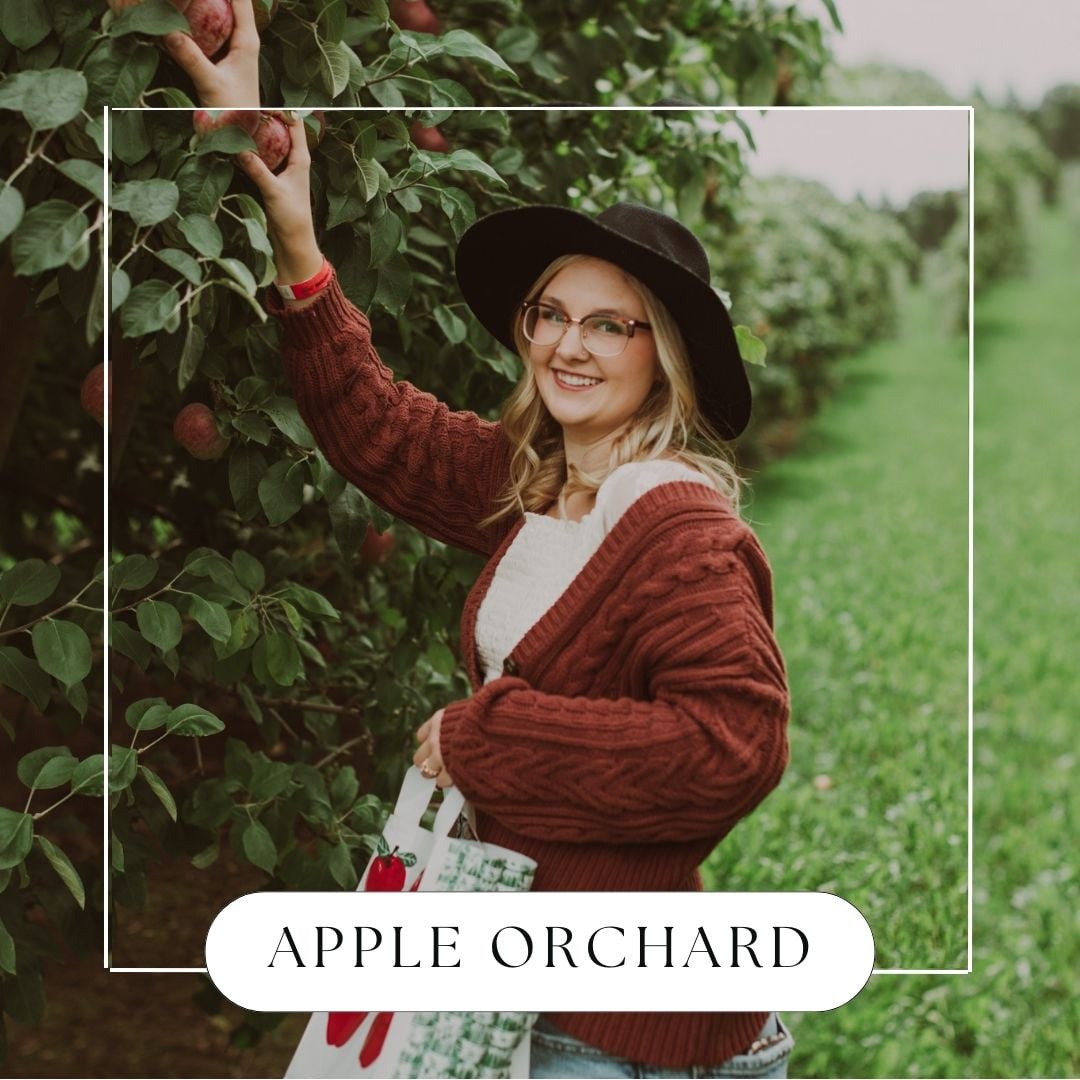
[530, 1013, 794, 1079]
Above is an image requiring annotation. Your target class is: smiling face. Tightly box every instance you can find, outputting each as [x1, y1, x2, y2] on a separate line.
[526, 256, 660, 455]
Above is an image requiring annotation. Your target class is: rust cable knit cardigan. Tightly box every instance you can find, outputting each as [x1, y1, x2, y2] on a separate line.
[267, 276, 791, 1070]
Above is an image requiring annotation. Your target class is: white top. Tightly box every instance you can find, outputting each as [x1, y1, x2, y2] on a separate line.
[475, 459, 708, 685]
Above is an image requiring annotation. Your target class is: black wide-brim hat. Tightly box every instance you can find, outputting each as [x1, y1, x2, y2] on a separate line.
[454, 202, 751, 440]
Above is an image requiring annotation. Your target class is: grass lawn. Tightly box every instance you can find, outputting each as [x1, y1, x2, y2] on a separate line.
[702, 196, 1078, 1076]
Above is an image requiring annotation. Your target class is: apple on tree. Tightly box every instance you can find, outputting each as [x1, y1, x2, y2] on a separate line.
[191, 109, 292, 172]
[410, 121, 450, 153]
[390, 0, 440, 34]
[80, 363, 110, 428]
[360, 524, 395, 565]
[173, 403, 231, 460]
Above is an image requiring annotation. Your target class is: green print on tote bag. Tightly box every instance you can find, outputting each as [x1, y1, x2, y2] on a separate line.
[285, 766, 539, 1079]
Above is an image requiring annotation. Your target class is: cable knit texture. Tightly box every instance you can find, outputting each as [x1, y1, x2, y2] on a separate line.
[269, 274, 790, 1070]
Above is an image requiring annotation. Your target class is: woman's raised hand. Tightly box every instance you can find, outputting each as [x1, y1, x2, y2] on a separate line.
[235, 113, 324, 289]
[163, 0, 261, 109]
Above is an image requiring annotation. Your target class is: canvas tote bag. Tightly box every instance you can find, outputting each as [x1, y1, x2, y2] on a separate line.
[285, 766, 538, 1079]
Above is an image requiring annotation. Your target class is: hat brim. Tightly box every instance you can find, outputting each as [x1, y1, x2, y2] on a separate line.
[454, 205, 750, 439]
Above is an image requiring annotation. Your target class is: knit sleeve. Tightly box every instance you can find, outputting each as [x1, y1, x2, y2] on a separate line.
[265, 273, 512, 557]
[438, 531, 790, 844]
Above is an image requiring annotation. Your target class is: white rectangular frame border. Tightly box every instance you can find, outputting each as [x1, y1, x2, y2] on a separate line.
[102, 103, 976, 980]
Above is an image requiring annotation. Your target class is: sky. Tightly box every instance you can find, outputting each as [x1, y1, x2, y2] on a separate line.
[804, 0, 1079, 106]
[735, 109, 970, 206]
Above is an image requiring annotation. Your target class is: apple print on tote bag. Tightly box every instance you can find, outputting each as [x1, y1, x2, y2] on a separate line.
[285, 766, 539, 1079]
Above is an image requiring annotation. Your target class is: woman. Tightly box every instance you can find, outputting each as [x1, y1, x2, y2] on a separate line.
[242, 116, 795, 1079]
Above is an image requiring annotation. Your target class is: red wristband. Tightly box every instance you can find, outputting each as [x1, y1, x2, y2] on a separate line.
[275, 257, 333, 301]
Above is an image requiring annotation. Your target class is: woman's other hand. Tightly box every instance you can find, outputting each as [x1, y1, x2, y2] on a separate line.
[235, 113, 323, 302]
[163, 0, 261, 109]
[414, 708, 454, 789]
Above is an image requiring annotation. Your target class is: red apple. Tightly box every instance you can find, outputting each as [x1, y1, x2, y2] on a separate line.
[193, 108, 260, 137]
[364, 847, 407, 891]
[252, 0, 280, 32]
[391, 0, 440, 34]
[175, 0, 234, 58]
[359, 524, 395, 565]
[80, 362, 110, 427]
[253, 113, 291, 172]
[410, 121, 449, 153]
[173, 403, 230, 460]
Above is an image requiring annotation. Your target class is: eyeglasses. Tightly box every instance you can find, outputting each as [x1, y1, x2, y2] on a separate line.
[520, 302, 652, 358]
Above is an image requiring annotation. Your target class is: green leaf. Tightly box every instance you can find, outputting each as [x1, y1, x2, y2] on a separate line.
[1, 69, 88, 131]
[438, 186, 476, 240]
[328, 838, 357, 889]
[120, 280, 181, 337]
[228, 443, 268, 521]
[373, 252, 412, 316]
[166, 702, 225, 736]
[177, 318, 206, 391]
[231, 550, 265, 592]
[369, 209, 403, 268]
[112, 266, 131, 311]
[194, 126, 257, 156]
[155, 247, 203, 285]
[734, 324, 768, 366]
[138, 765, 177, 822]
[16, 747, 76, 791]
[110, 108, 152, 166]
[54, 159, 105, 203]
[83, 39, 158, 108]
[232, 413, 271, 444]
[433, 304, 467, 344]
[0, 183, 26, 245]
[31, 620, 91, 689]
[328, 484, 369, 558]
[445, 148, 507, 187]
[187, 595, 231, 642]
[250, 758, 292, 800]
[0, 558, 61, 606]
[135, 599, 183, 653]
[107, 0, 189, 37]
[110, 553, 158, 592]
[178, 213, 224, 258]
[191, 841, 219, 869]
[0, 645, 51, 711]
[112, 179, 179, 227]
[211, 256, 257, 296]
[0, 915, 15, 975]
[262, 396, 315, 448]
[439, 29, 517, 77]
[494, 26, 539, 63]
[70, 755, 105, 797]
[0, 0, 52, 50]
[258, 459, 305, 526]
[125, 697, 172, 732]
[36, 836, 85, 909]
[109, 617, 152, 670]
[356, 159, 382, 202]
[11, 200, 88, 277]
[108, 745, 138, 793]
[241, 820, 276, 874]
[318, 39, 352, 98]
[263, 632, 302, 687]
[425, 641, 457, 677]
[279, 583, 339, 621]
[0, 809, 33, 870]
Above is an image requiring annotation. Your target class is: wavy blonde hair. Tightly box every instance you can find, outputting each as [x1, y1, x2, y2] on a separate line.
[478, 253, 745, 529]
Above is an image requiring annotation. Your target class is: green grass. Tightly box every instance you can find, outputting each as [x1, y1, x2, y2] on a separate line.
[702, 198, 1079, 1076]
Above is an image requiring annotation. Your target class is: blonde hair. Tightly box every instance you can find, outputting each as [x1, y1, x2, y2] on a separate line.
[478, 253, 745, 529]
